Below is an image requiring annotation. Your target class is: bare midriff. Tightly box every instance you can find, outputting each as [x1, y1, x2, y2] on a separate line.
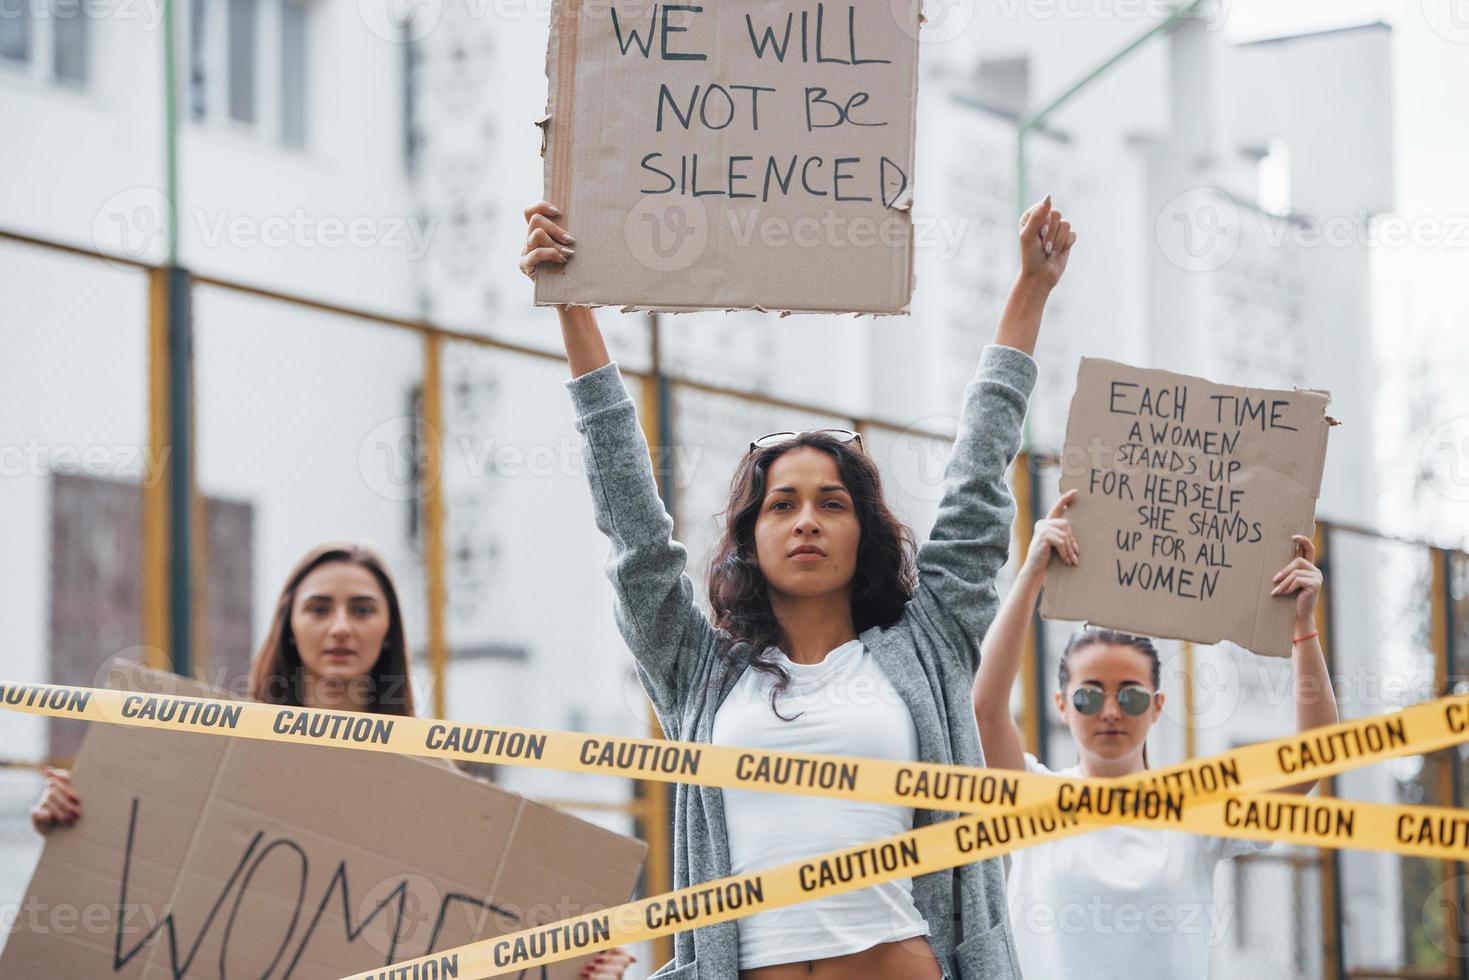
[739, 936, 942, 980]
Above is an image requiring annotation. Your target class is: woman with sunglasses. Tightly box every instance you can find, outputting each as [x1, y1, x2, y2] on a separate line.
[520, 195, 1076, 980]
[972, 491, 1339, 979]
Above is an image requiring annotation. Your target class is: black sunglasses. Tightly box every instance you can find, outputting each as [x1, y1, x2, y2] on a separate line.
[749, 429, 864, 454]
[1071, 685, 1158, 717]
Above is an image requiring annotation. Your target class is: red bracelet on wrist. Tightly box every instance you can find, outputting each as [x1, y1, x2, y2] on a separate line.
[1293, 631, 1319, 645]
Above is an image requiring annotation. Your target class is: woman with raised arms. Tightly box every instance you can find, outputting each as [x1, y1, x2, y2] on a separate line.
[520, 195, 1077, 979]
[972, 494, 1339, 979]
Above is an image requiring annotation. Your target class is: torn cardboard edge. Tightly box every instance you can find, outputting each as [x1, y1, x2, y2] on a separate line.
[534, 0, 920, 316]
[534, 0, 580, 288]
[536, 299, 915, 317]
[0, 660, 646, 980]
[1038, 357, 1335, 658]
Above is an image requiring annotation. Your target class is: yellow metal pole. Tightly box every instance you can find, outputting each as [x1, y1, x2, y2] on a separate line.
[1428, 547, 1462, 978]
[1314, 523, 1344, 980]
[191, 376, 208, 682]
[641, 705, 673, 967]
[421, 334, 449, 720]
[1182, 642, 1196, 760]
[142, 268, 171, 671]
[638, 316, 674, 969]
[1014, 452, 1041, 756]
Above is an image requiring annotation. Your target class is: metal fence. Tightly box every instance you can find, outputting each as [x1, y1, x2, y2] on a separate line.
[1013, 455, 1469, 980]
[2, 225, 1466, 979]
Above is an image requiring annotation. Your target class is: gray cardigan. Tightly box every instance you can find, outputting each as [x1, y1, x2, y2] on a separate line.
[566, 344, 1037, 980]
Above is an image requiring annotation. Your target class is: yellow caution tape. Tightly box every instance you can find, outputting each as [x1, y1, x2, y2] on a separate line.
[3, 680, 1465, 819]
[325, 695, 1469, 980]
[343, 790, 1469, 980]
[2, 681, 1467, 979]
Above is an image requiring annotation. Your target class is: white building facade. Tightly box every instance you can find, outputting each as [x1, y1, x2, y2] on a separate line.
[2, 1, 1403, 976]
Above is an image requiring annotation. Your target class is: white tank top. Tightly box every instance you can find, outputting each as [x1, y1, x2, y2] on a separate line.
[710, 640, 930, 970]
[1007, 753, 1272, 979]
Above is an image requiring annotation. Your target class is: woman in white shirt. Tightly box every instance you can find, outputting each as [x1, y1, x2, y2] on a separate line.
[971, 491, 1340, 979]
[520, 196, 1076, 980]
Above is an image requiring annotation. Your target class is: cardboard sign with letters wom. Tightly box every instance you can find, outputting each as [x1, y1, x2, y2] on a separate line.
[0, 663, 646, 980]
[1040, 358, 1334, 658]
[536, 0, 921, 314]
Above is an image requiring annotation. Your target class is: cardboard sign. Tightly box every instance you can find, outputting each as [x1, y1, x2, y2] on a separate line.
[0, 663, 646, 979]
[1040, 358, 1333, 657]
[536, 0, 921, 314]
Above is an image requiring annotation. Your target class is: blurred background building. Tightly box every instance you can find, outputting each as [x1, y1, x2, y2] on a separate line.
[1, 0, 1466, 976]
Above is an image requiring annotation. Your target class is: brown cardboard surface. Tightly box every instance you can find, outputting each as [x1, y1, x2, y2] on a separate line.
[0, 663, 646, 979]
[536, 0, 921, 315]
[1039, 358, 1333, 657]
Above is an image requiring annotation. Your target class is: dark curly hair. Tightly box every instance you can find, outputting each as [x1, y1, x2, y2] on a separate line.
[708, 432, 917, 719]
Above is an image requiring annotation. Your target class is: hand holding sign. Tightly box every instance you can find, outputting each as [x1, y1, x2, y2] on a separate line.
[29, 767, 80, 833]
[1026, 488, 1080, 573]
[2, 663, 649, 979]
[1040, 359, 1334, 657]
[537, 0, 922, 314]
[584, 947, 639, 978]
[1271, 533, 1323, 627]
[520, 200, 576, 279]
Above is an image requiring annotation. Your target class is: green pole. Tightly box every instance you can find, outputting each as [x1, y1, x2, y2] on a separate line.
[163, 0, 179, 265]
[1010, 0, 1208, 763]
[1441, 548, 1468, 980]
[162, 0, 191, 677]
[1015, 0, 1209, 226]
[1011, 0, 1210, 452]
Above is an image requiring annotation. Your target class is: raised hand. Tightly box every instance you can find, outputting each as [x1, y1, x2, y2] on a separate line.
[1018, 195, 1077, 288]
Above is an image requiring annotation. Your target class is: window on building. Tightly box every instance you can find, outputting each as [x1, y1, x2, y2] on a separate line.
[191, 0, 308, 146]
[190, 0, 208, 118]
[227, 0, 257, 124]
[280, 0, 306, 146]
[0, 4, 32, 65]
[52, 0, 88, 85]
[1258, 137, 1292, 216]
[1, 1, 89, 84]
[402, 33, 419, 172]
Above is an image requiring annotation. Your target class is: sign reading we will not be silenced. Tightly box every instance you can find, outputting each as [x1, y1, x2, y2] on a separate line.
[536, 0, 923, 315]
[1041, 359, 1335, 658]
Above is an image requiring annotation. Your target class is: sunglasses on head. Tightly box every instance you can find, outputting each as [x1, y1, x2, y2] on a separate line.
[749, 429, 864, 454]
[1071, 685, 1158, 717]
